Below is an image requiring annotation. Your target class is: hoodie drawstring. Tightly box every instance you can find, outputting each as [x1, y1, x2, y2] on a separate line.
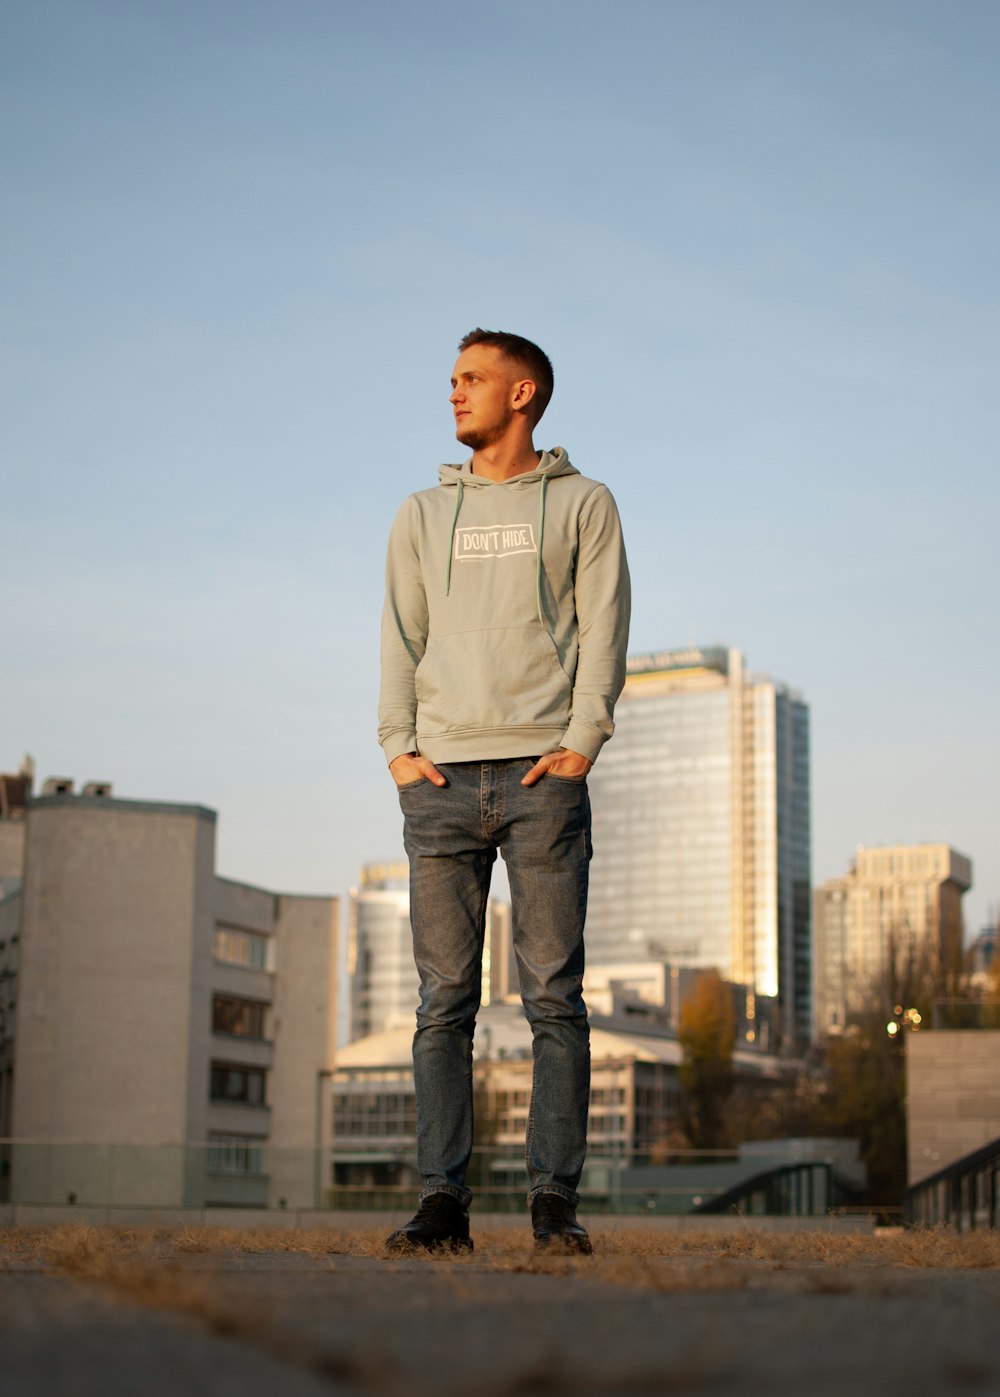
[535, 473, 549, 627]
[445, 471, 550, 628]
[445, 477, 464, 596]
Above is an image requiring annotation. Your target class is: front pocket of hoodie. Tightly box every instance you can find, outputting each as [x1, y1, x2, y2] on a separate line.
[415, 627, 572, 735]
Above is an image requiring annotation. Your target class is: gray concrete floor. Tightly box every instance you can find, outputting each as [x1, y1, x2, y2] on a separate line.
[4, 1227, 1000, 1397]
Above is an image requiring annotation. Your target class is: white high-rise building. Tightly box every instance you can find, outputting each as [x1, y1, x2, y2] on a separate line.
[587, 646, 811, 1048]
[348, 862, 512, 1041]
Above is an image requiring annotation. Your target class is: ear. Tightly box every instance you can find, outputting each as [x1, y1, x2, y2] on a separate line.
[510, 377, 537, 415]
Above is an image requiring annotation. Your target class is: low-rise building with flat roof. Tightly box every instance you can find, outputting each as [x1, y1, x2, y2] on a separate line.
[327, 1001, 793, 1205]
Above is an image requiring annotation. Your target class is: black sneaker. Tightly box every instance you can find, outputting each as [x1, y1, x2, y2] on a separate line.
[386, 1192, 473, 1254]
[531, 1193, 593, 1254]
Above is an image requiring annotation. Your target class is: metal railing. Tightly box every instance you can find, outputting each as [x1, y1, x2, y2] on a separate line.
[691, 1161, 866, 1218]
[904, 1135, 1000, 1230]
[0, 1139, 848, 1215]
[930, 1000, 1000, 1031]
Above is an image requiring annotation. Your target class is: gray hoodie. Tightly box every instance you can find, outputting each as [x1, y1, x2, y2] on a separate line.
[378, 448, 630, 766]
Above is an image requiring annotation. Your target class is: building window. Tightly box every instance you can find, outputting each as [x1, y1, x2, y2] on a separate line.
[210, 1063, 266, 1106]
[212, 994, 267, 1039]
[333, 1084, 417, 1139]
[213, 925, 270, 970]
[207, 1134, 265, 1175]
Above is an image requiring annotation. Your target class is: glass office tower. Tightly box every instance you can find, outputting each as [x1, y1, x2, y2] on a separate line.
[348, 862, 514, 1042]
[347, 862, 414, 1042]
[587, 647, 811, 1048]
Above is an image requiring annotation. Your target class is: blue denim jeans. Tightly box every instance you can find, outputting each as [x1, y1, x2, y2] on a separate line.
[398, 758, 592, 1208]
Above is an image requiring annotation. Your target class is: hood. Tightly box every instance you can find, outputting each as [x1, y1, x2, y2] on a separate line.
[438, 447, 579, 489]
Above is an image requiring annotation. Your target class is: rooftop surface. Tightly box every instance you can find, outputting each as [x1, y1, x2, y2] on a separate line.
[4, 1215, 999, 1397]
[336, 1001, 788, 1074]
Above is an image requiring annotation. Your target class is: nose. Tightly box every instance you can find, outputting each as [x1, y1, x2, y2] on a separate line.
[449, 384, 464, 405]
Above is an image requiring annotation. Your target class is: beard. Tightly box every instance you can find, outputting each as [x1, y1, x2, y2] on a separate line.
[456, 425, 491, 450]
[455, 413, 510, 452]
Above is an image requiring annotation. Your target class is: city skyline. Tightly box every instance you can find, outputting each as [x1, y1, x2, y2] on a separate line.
[7, 707, 991, 952]
[4, 3, 997, 933]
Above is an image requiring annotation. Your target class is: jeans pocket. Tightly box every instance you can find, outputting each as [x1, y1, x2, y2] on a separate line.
[395, 776, 428, 791]
[545, 772, 588, 784]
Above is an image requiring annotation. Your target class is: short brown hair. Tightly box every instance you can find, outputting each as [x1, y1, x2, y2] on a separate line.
[457, 328, 554, 422]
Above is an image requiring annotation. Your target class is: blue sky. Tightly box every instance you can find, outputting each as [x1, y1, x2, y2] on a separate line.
[4, 0, 997, 934]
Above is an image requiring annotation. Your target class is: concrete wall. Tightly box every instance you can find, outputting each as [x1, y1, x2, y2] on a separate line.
[11, 797, 216, 1203]
[0, 818, 25, 883]
[906, 1031, 1000, 1185]
[0, 889, 20, 1137]
[268, 894, 338, 1208]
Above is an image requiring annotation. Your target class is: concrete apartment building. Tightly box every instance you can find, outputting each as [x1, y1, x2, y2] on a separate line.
[0, 761, 338, 1209]
[0, 761, 34, 1142]
[586, 646, 811, 1048]
[348, 860, 513, 1041]
[813, 844, 973, 1036]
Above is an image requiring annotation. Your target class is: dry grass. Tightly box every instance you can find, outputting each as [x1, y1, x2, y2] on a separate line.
[12, 1224, 254, 1335]
[4, 1219, 999, 1278]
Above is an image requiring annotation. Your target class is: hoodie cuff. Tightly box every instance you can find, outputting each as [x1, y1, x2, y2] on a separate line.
[382, 732, 418, 766]
[559, 722, 607, 765]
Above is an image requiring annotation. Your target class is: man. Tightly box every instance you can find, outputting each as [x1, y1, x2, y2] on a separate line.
[378, 328, 630, 1253]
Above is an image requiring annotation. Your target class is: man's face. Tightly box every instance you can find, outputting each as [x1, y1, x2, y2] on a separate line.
[449, 345, 521, 450]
